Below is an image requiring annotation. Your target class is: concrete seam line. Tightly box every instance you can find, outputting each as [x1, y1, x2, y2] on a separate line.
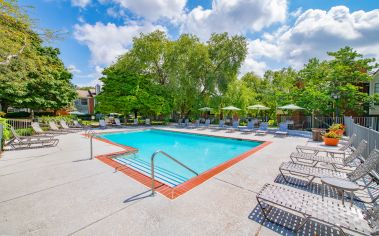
[68, 200, 142, 236]
[214, 177, 259, 194]
[0, 171, 109, 205]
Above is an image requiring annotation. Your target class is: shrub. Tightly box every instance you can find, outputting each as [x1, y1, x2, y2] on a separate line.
[5, 111, 30, 118]
[0, 117, 11, 141]
[268, 120, 276, 126]
[0, 112, 5, 117]
[323, 131, 341, 139]
[329, 123, 344, 131]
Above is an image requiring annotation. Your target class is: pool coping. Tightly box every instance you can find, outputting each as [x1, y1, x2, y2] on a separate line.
[88, 128, 271, 199]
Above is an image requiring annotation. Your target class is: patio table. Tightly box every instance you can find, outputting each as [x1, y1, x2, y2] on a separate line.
[321, 176, 360, 207]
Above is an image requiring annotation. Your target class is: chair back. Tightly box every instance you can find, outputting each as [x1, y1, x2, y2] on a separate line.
[279, 123, 288, 132]
[348, 149, 379, 181]
[232, 120, 239, 128]
[219, 120, 224, 127]
[104, 117, 110, 124]
[49, 121, 59, 131]
[115, 118, 121, 126]
[343, 139, 367, 165]
[185, 119, 189, 126]
[99, 119, 106, 127]
[10, 126, 21, 140]
[60, 120, 69, 129]
[134, 118, 138, 125]
[339, 133, 356, 151]
[145, 119, 150, 125]
[245, 121, 253, 129]
[258, 122, 268, 130]
[31, 122, 44, 133]
[205, 119, 210, 126]
[73, 120, 82, 128]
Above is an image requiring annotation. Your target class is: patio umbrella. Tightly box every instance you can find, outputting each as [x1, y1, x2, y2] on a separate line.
[247, 104, 270, 110]
[199, 107, 213, 111]
[222, 106, 241, 111]
[247, 104, 270, 120]
[277, 104, 304, 110]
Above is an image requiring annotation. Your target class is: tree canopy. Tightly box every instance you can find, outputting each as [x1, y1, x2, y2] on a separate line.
[99, 32, 378, 119]
[0, 0, 77, 113]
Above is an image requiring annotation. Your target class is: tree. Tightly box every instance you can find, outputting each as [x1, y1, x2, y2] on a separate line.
[0, 0, 77, 113]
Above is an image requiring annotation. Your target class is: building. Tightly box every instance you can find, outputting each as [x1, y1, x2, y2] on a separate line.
[74, 84, 101, 114]
[369, 70, 379, 116]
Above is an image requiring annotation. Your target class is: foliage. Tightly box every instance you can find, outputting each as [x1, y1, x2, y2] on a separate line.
[0, 117, 11, 140]
[323, 131, 341, 139]
[0, 0, 77, 113]
[329, 123, 344, 131]
[38, 115, 73, 123]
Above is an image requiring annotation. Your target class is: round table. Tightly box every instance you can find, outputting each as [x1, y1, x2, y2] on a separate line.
[321, 177, 360, 206]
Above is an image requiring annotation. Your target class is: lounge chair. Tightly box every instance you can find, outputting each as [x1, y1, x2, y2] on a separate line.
[191, 119, 200, 128]
[290, 139, 367, 170]
[114, 118, 124, 127]
[275, 122, 288, 136]
[256, 122, 268, 135]
[31, 122, 62, 136]
[203, 119, 210, 128]
[296, 134, 357, 158]
[99, 119, 107, 129]
[133, 118, 138, 126]
[49, 121, 73, 133]
[7, 126, 59, 149]
[184, 119, 189, 127]
[256, 183, 379, 236]
[59, 120, 82, 132]
[279, 148, 379, 190]
[145, 118, 151, 125]
[216, 120, 225, 129]
[227, 120, 239, 131]
[239, 120, 254, 133]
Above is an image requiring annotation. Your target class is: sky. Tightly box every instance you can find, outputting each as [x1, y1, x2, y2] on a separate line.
[19, 0, 379, 86]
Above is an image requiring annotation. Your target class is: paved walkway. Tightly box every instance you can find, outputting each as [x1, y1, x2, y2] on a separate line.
[0, 127, 313, 235]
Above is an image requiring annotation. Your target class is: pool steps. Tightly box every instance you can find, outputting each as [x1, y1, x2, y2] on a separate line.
[114, 156, 191, 187]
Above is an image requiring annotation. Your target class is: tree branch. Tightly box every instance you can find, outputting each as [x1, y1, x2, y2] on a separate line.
[0, 36, 27, 66]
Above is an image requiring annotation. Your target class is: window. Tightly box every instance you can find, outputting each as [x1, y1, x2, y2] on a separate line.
[375, 83, 379, 94]
[81, 98, 88, 105]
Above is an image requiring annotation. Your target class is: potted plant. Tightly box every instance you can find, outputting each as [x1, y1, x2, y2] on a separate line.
[323, 131, 341, 146]
[329, 123, 345, 136]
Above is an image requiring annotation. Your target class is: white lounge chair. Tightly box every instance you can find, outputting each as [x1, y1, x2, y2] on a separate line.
[145, 118, 151, 125]
[275, 122, 288, 136]
[133, 118, 138, 126]
[99, 119, 107, 129]
[256, 122, 268, 135]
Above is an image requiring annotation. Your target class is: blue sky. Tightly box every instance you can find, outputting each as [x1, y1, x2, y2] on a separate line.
[20, 0, 379, 86]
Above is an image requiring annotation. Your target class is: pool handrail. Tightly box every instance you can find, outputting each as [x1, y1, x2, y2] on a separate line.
[151, 150, 199, 195]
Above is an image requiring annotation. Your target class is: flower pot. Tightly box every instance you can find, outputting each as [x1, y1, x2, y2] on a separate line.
[324, 137, 339, 146]
[334, 129, 344, 136]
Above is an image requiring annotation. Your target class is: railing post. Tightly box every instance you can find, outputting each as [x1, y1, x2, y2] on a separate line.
[88, 130, 95, 160]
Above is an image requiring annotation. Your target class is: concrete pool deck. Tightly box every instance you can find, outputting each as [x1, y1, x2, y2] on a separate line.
[0, 126, 337, 235]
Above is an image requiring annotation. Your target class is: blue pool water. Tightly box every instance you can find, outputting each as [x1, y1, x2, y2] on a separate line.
[99, 130, 261, 186]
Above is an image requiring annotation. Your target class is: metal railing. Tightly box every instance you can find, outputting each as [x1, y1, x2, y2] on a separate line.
[6, 119, 32, 136]
[150, 150, 198, 195]
[345, 116, 379, 172]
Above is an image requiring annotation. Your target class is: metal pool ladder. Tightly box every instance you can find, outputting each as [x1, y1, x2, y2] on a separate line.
[150, 150, 198, 195]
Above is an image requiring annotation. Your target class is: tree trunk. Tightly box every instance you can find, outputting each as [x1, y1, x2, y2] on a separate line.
[0, 102, 8, 112]
[134, 110, 138, 119]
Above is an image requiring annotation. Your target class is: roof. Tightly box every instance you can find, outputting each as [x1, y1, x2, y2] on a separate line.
[76, 90, 92, 98]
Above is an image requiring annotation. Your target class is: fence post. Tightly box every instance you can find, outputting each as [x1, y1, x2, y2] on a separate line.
[0, 124, 3, 152]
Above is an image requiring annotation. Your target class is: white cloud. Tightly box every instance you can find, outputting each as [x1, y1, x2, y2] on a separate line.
[181, 0, 287, 40]
[75, 66, 104, 87]
[112, 0, 186, 21]
[67, 64, 81, 74]
[74, 21, 166, 66]
[243, 6, 379, 73]
[71, 0, 91, 8]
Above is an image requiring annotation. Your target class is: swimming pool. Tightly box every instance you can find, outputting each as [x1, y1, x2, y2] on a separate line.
[96, 129, 267, 198]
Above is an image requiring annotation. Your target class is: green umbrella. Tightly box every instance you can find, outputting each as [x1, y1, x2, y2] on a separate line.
[247, 104, 270, 110]
[199, 107, 213, 111]
[222, 106, 241, 111]
[277, 104, 304, 110]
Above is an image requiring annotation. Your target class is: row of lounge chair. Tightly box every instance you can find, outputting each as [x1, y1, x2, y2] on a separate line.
[177, 119, 289, 136]
[255, 134, 379, 235]
[98, 118, 151, 128]
[7, 120, 84, 150]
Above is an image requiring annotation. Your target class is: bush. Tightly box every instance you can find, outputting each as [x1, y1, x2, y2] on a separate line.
[38, 115, 74, 124]
[329, 123, 344, 131]
[268, 120, 276, 126]
[323, 131, 341, 139]
[0, 117, 11, 141]
[5, 111, 30, 118]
